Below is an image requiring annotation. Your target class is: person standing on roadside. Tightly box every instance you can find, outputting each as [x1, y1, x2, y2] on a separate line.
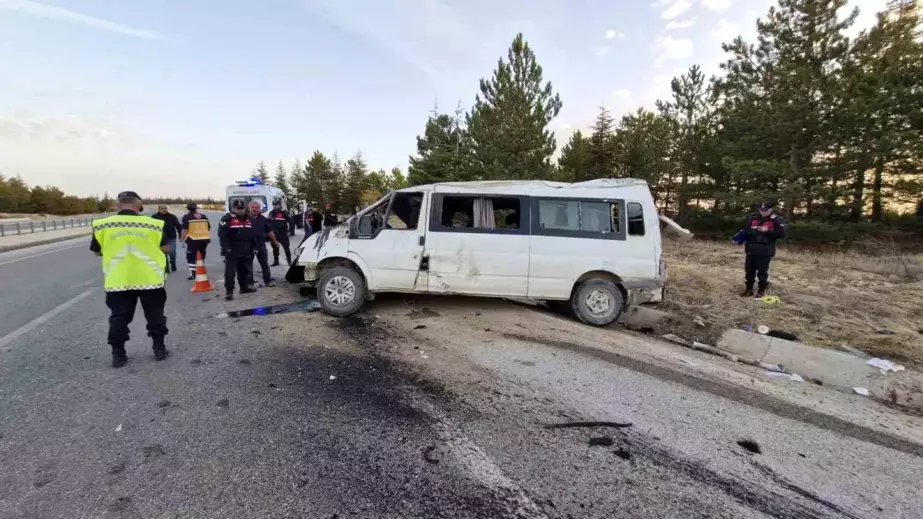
[90, 191, 170, 368]
[219, 199, 258, 301]
[306, 204, 322, 236]
[180, 203, 211, 281]
[267, 198, 293, 266]
[247, 200, 277, 287]
[323, 203, 339, 228]
[151, 204, 182, 273]
[736, 201, 786, 298]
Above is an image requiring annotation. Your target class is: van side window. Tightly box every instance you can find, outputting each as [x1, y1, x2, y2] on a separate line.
[627, 202, 644, 236]
[386, 192, 423, 230]
[537, 199, 617, 233]
[440, 196, 520, 230]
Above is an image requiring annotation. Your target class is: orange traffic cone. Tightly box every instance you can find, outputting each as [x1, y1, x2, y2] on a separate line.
[191, 250, 215, 293]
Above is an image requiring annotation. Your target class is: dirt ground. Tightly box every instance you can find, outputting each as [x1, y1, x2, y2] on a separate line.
[659, 239, 923, 369]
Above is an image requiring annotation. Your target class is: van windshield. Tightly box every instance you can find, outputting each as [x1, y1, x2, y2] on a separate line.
[228, 196, 267, 212]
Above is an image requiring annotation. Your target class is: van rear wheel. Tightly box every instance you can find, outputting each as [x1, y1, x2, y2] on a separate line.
[318, 266, 366, 317]
[571, 278, 623, 326]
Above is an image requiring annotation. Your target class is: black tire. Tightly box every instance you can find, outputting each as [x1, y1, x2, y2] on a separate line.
[570, 278, 624, 326]
[317, 266, 366, 317]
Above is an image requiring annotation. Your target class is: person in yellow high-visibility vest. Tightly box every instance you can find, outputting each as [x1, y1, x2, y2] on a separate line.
[90, 191, 171, 368]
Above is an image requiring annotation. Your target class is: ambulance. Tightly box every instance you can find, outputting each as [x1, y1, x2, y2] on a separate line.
[225, 179, 289, 216]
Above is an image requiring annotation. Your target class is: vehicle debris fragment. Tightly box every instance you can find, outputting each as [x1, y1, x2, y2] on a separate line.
[217, 300, 321, 319]
[544, 421, 633, 429]
[588, 436, 614, 447]
[737, 439, 761, 454]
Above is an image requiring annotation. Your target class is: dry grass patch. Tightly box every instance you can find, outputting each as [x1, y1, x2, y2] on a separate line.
[659, 239, 923, 368]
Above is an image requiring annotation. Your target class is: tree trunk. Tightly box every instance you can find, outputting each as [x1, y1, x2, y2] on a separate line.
[849, 167, 866, 223]
[871, 159, 884, 222]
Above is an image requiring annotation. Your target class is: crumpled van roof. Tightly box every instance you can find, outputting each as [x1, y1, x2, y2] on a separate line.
[397, 178, 652, 198]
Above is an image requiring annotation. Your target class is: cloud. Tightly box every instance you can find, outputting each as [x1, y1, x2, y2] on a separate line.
[653, 35, 694, 63]
[664, 19, 696, 31]
[0, 0, 165, 40]
[596, 45, 611, 56]
[658, 0, 693, 20]
[709, 18, 742, 43]
[605, 28, 625, 39]
[701, 0, 734, 11]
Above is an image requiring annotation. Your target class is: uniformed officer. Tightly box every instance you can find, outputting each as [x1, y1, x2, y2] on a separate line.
[180, 203, 211, 280]
[267, 199, 293, 266]
[247, 200, 277, 287]
[90, 191, 170, 368]
[736, 201, 787, 297]
[219, 199, 258, 300]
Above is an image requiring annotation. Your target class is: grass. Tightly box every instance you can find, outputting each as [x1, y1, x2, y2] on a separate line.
[659, 238, 923, 369]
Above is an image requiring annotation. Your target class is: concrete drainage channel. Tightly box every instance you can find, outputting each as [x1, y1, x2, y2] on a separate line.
[620, 305, 923, 412]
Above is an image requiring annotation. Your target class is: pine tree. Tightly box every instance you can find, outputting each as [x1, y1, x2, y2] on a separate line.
[840, 0, 923, 221]
[274, 161, 291, 199]
[718, 0, 857, 218]
[611, 109, 676, 205]
[342, 151, 369, 212]
[558, 131, 591, 182]
[254, 161, 270, 183]
[656, 65, 718, 219]
[408, 112, 470, 185]
[289, 160, 305, 201]
[328, 153, 345, 209]
[587, 107, 618, 180]
[465, 33, 562, 180]
[390, 167, 408, 189]
[303, 151, 329, 205]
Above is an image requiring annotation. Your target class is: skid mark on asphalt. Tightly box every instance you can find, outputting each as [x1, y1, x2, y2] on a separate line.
[502, 332, 923, 459]
[0, 288, 96, 351]
[332, 314, 548, 518]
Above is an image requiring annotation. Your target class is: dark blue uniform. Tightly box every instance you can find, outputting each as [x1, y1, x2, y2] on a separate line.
[218, 212, 257, 298]
[249, 213, 273, 286]
[741, 210, 786, 296]
[268, 209, 292, 265]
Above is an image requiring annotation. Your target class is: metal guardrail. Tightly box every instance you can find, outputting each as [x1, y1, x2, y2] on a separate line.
[0, 217, 95, 237]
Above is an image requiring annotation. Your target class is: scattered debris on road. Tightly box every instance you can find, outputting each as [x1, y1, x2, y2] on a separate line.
[115, 424, 122, 432]
[423, 445, 441, 464]
[588, 436, 615, 447]
[217, 299, 321, 319]
[613, 447, 632, 460]
[544, 421, 633, 429]
[737, 439, 761, 454]
[854, 388, 870, 396]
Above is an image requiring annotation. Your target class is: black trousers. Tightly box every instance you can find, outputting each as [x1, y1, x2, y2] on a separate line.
[271, 235, 291, 263]
[745, 254, 772, 289]
[186, 240, 208, 273]
[250, 243, 271, 284]
[224, 256, 252, 293]
[105, 289, 168, 348]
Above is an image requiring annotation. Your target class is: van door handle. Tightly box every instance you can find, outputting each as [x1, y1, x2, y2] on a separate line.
[418, 236, 425, 246]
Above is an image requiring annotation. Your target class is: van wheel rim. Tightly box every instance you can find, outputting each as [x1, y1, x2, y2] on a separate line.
[585, 289, 612, 316]
[325, 276, 356, 306]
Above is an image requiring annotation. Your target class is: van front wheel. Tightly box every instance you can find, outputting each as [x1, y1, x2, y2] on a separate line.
[318, 266, 366, 317]
[571, 279, 623, 326]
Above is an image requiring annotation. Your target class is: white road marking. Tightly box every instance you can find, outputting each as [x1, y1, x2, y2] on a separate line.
[0, 288, 96, 350]
[0, 241, 86, 268]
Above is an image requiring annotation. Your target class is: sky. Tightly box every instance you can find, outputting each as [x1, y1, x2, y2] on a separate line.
[0, 0, 889, 198]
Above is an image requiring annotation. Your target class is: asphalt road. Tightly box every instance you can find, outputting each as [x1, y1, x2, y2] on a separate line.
[1, 213, 921, 518]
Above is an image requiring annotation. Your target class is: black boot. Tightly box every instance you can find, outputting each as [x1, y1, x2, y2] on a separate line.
[153, 337, 169, 361]
[187, 270, 196, 281]
[171, 263, 177, 272]
[112, 345, 128, 368]
[241, 287, 257, 294]
[225, 292, 234, 301]
[271, 258, 280, 267]
[740, 284, 754, 297]
[756, 284, 768, 298]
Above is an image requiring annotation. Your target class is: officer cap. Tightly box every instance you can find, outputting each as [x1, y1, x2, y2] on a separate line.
[187, 202, 197, 211]
[117, 191, 142, 202]
[758, 201, 775, 211]
[232, 199, 246, 210]
[272, 198, 282, 206]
